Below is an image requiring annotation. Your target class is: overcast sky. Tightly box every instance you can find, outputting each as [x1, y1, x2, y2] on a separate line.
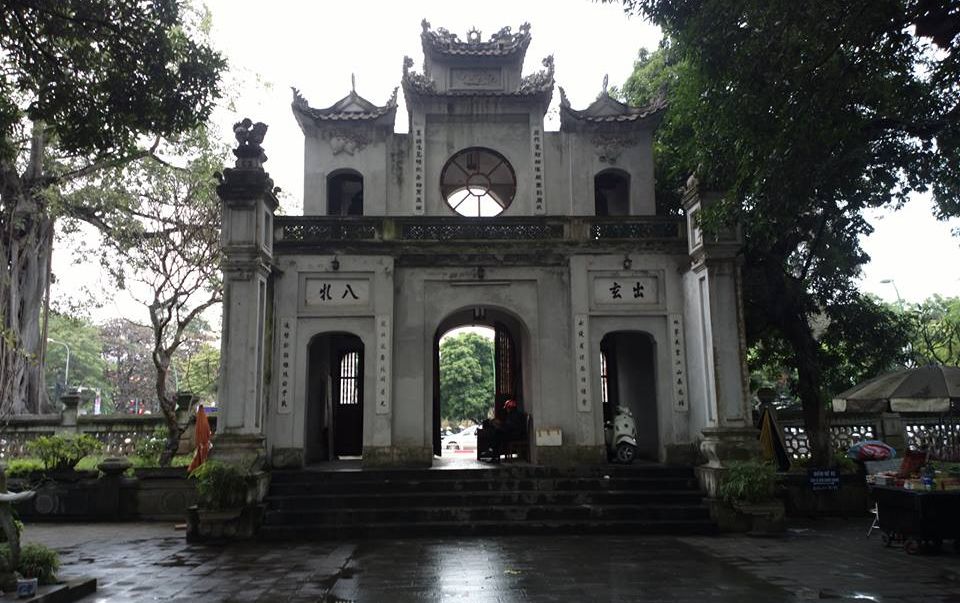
[54, 0, 960, 322]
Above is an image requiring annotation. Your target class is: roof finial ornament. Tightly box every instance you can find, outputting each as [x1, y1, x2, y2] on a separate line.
[351, 73, 356, 94]
[602, 74, 609, 95]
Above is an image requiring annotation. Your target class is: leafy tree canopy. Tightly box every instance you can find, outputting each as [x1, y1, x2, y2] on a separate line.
[439, 332, 495, 424]
[613, 0, 959, 463]
[44, 312, 110, 408]
[0, 0, 225, 160]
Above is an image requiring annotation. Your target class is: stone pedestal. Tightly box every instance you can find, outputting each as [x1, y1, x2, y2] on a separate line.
[59, 390, 81, 432]
[209, 433, 267, 471]
[696, 426, 760, 498]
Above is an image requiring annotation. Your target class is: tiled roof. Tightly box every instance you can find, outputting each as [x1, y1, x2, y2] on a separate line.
[401, 55, 554, 101]
[291, 87, 398, 123]
[420, 19, 531, 58]
[559, 86, 666, 127]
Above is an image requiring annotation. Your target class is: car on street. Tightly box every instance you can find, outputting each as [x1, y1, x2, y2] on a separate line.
[442, 424, 479, 450]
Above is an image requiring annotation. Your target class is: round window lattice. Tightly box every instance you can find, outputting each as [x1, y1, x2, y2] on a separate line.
[440, 148, 516, 217]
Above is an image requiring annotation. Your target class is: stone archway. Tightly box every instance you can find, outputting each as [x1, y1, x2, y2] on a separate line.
[431, 306, 529, 460]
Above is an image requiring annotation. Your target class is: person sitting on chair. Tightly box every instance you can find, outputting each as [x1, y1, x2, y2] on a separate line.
[480, 399, 523, 462]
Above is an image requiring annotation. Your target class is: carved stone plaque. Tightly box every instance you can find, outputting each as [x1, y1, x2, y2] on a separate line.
[303, 277, 370, 307]
[592, 276, 659, 305]
[450, 68, 502, 90]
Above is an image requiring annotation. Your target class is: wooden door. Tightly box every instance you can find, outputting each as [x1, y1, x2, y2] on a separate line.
[333, 343, 363, 457]
[494, 323, 521, 414]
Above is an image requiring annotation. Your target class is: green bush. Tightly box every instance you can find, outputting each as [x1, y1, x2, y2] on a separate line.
[135, 426, 170, 467]
[718, 461, 778, 504]
[4, 458, 44, 478]
[25, 434, 103, 471]
[0, 543, 59, 585]
[190, 461, 250, 510]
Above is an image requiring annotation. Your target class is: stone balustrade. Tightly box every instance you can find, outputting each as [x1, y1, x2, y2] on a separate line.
[0, 409, 213, 460]
[775, 408, 959, 462]
[274, 215, 687, 248]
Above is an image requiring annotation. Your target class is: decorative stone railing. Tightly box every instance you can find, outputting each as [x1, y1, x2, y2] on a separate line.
[0, 412, 211, 460]
[274, 215, 686, 246]
[776, 408, 960, 462]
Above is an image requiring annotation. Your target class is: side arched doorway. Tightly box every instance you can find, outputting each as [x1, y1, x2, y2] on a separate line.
[305, 333, 364, 463]
[600, 331, 658, 460]
[432, 308, 526, 458]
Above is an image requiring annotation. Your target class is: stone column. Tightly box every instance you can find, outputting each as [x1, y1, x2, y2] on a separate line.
[59, 390, 81, 433]
[683, 177, 759, 496]
[213, 119, 279, 468]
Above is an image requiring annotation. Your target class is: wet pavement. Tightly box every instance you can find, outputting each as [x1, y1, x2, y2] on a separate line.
[22, 519, 960, 602]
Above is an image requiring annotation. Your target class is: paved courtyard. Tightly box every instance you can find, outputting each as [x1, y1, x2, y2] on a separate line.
[22, 519, 960, 602]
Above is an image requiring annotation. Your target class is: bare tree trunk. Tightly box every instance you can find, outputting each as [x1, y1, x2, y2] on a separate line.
[0, 124, 55, 416]
[154, 350, 183, 467]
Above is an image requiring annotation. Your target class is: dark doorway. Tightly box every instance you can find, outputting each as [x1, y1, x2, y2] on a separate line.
[306, 333, 364, 462]
[594, 169, 630, 216]
[600, 331, 658, 460]
[327, 170, 364, 216]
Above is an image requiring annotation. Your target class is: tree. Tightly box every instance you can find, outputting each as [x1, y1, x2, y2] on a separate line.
[178, 343, 219, 404]
[90, 129, 224, 464]
[100, 318, 157, 413]
[0, 0, 224, 415]
[43, 312, 111, 409]
[614, 0, 959, 465]
[905, 295, 960, 366]
[439, 332, 495, 424]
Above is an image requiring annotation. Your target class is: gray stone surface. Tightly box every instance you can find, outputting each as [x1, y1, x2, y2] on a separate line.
[21, 519, 960, 602]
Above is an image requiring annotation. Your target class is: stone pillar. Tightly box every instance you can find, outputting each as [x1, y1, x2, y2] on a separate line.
[683, 176, 759, 496]
[213, 119, 279, 468]
[59, 390, 81, 433]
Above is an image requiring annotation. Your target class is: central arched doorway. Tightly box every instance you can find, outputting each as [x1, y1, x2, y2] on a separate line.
[432, 307, 526, 460]
[305, 332, 364, 463]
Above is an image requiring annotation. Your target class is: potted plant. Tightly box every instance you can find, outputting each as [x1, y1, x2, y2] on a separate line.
[717, 460, 785, 534]
[187, 461, 262, 541]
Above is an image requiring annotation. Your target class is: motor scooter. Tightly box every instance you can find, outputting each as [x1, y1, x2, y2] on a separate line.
[604, 405, 638, 464]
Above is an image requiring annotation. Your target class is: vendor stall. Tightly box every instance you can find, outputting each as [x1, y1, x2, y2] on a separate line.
[871, 485, 960, 554]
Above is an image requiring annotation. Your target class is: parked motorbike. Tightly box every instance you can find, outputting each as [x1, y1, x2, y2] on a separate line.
[604, 405, 638, 464]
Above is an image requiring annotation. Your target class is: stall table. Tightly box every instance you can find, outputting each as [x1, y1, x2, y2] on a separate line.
[871, 485, 960, 554]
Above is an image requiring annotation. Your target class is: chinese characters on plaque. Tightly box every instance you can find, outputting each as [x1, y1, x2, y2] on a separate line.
[413, 123, 425, 214]
[277, 317, 293, 415]
[532, 126, 545, 214]
[375, 315, 391, 415]
[593, 276, 658, 305]
[668, 313, 688, 412]
[574, 314, 591, 412]
[303, 278, 370, 307]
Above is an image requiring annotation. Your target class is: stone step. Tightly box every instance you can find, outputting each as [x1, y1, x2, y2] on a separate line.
[259, 518, 718, 540]
[267, 476, 699, 496]
[265, 503, 711, 526]
[260, 464, 715, 539]
[268, 464, 696, 484]
[265, 489, 705, 510]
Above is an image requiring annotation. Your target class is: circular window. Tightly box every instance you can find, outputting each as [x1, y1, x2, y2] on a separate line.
[440, 148, 516, 217]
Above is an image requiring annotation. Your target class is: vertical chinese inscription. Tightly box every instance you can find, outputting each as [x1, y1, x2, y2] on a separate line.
[575, 314, 591, 412]
[376, 315, 392, 415]
[277, 317, 293, 414]
[413, 122, 425, 215]
[669, 313, 688, 412]
[531, 126, 545, 214]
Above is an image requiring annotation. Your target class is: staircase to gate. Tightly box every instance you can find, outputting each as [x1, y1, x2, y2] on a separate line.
[259, 464, 716, 540]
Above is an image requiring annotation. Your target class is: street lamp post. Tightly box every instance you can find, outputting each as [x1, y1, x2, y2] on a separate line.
[47, 338, 70, 391]
[880, 279, 904, 309]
